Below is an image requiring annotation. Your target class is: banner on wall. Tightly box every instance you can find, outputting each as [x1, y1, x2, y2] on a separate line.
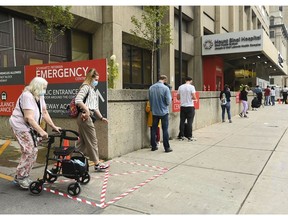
[172, 90, 200, 112]
[0, 67, 25, 116]
[236, 92, 240, 103]
[24, 59, 108, 118]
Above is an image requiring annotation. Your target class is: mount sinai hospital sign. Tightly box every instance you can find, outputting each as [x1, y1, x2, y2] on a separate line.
[202, 29, 263, 55]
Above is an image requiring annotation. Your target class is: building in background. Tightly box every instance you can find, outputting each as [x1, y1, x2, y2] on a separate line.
[0, 6, 287, 91]
[269, 6, 288, 88]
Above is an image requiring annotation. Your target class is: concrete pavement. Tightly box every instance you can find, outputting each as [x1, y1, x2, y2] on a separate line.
[1, 103, 288, 214]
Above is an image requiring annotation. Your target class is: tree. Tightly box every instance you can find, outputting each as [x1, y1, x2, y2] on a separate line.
[26, 6, 74, 63]
[130, 6, 173, 83]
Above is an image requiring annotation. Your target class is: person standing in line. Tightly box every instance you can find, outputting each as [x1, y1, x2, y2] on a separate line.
[282, 85, 288, 104]
[219, 84, 232, 123]
[75, 68, 109, 171]
[177, 76, 197, 141]
[146, 101, 160, 146]
[270, 86, 276, 106]
[253, 85, 263, 107]
[264, 86, 271, 106]
[148, 75, 173, 153]
[239, 85, 249, 118]
[9, 77, 61, 189]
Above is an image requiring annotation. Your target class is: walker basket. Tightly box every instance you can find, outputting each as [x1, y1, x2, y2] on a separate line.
[62, 156, 88, 178]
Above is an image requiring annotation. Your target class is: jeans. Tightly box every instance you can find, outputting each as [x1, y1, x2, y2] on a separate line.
[221, 102, 231, 120]
[178, 106, 195, 138]
[271, 96, 275, 105]
[265, 96, 270, 105]
[151, 114, 170, 150]
[241, 100, 248, 115]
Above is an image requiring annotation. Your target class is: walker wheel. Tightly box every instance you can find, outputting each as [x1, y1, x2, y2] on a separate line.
[80, 173, 90, 185]
[29, 181, 43, 195]
[67, 182, 81, 196]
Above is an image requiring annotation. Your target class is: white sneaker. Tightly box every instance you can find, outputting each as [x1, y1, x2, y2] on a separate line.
[14, 176, 32, 189]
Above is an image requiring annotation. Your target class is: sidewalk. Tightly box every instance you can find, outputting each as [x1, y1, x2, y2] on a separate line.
[1, 103, 288, 214]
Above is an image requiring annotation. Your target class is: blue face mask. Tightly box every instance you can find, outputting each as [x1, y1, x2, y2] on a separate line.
[39, 89, 46, 96]
[92, 80, 98, 87]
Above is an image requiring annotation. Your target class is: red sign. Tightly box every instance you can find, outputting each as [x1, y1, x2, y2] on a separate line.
[25, 59, 107, 84]
[194, 92, 200, 109]
[236, 92, 240, 103]
[172, 91, 200, 112]
[0, 85, 24, 116]
[172, 90, 181, 112]
[24, 59, 108, 118]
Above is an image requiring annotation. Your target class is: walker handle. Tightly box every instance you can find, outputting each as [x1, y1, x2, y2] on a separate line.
[49, 129, 79, 141]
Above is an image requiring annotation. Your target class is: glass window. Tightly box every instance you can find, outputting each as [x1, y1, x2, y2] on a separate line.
[175, 58, 188, 89]
[131, 46, 142, 84]
[3, 54, 7, 67]
[143, 49, 151, 85]
[122, 43, 151, 89]
[72, 30, 90, 61]
[270, 31, 275, 38]
[123, 44, 131, 85]
[29, 58, 43, 65]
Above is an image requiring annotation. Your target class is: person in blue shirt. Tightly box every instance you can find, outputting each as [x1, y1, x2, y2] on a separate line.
[148, 75, 173, 153]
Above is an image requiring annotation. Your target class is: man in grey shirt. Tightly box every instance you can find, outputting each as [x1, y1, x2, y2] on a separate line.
[148, 75, 172, 153]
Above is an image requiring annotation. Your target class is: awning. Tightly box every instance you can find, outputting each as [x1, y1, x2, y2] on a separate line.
[202, 29, 287, 76]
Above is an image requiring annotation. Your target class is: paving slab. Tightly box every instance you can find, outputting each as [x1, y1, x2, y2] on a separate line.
[239, 175, 288, 214]
[183, 146, 271, 175]
[216, 134, 279, 150]
[261, 151, 288, 179]
[112, 165, 256, 214]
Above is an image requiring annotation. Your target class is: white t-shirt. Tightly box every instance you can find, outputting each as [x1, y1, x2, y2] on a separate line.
[9, 91, 46, 132]
[177, 83, 196, 107]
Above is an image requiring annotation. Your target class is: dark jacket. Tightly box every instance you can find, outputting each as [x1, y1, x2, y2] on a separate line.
[219, 90, 231, 102]
[240, 90, 248, 101]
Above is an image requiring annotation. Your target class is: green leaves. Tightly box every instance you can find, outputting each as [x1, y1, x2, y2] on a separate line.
[26, 6, 74, 62]
[130, 6, 173, 52]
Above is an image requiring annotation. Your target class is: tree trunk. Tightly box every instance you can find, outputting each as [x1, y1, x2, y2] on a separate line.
[48, 42, 52, 63]
[151, 50, 154, 84]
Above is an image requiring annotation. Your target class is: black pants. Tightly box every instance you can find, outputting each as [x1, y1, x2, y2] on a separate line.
[178, 106, 195, 138]
[283, 93, 287, 104]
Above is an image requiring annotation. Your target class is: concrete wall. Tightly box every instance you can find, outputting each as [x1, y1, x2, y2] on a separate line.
[0, 90, 254, 160]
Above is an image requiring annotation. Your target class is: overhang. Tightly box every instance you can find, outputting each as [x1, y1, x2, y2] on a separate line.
[202, 29, 287, 76]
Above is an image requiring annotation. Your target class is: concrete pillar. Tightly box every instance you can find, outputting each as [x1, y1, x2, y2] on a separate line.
[215, 6, 221, 34]
[161, 6, 175, 88]
[239, 6, 244, 31]
[193, 6, 204, 90]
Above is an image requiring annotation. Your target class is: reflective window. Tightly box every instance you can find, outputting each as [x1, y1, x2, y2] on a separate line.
[122, 43, 151, 89]
[72, 30, 91, 61]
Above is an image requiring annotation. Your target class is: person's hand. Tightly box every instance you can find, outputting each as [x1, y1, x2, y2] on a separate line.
[81, 111, 90, 121]
[102, 117, 108, 123]
[39, 130, 48, 139]
[53, 126, 61, 133]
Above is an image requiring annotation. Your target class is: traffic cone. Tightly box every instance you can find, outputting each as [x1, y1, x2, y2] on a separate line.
[54, 139, 70, 167]
[63, 139, 70, 160]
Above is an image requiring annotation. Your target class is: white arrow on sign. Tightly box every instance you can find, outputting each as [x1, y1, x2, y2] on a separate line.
[95, 89, 105, 105]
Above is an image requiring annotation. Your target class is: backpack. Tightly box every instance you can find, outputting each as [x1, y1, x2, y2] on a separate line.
[67, 86, 90, 118]
[221, 93, 227, 105]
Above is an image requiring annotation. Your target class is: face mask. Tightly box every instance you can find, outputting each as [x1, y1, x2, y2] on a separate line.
[92, 80, 98, 87]
[39, 89, 46, 96]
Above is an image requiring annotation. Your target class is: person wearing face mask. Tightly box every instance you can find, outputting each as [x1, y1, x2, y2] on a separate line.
[9, 77, 61, 189]
[75, 68, 109, 171]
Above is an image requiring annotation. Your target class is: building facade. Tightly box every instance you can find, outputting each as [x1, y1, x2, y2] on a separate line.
[0, 6, 287, 158]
